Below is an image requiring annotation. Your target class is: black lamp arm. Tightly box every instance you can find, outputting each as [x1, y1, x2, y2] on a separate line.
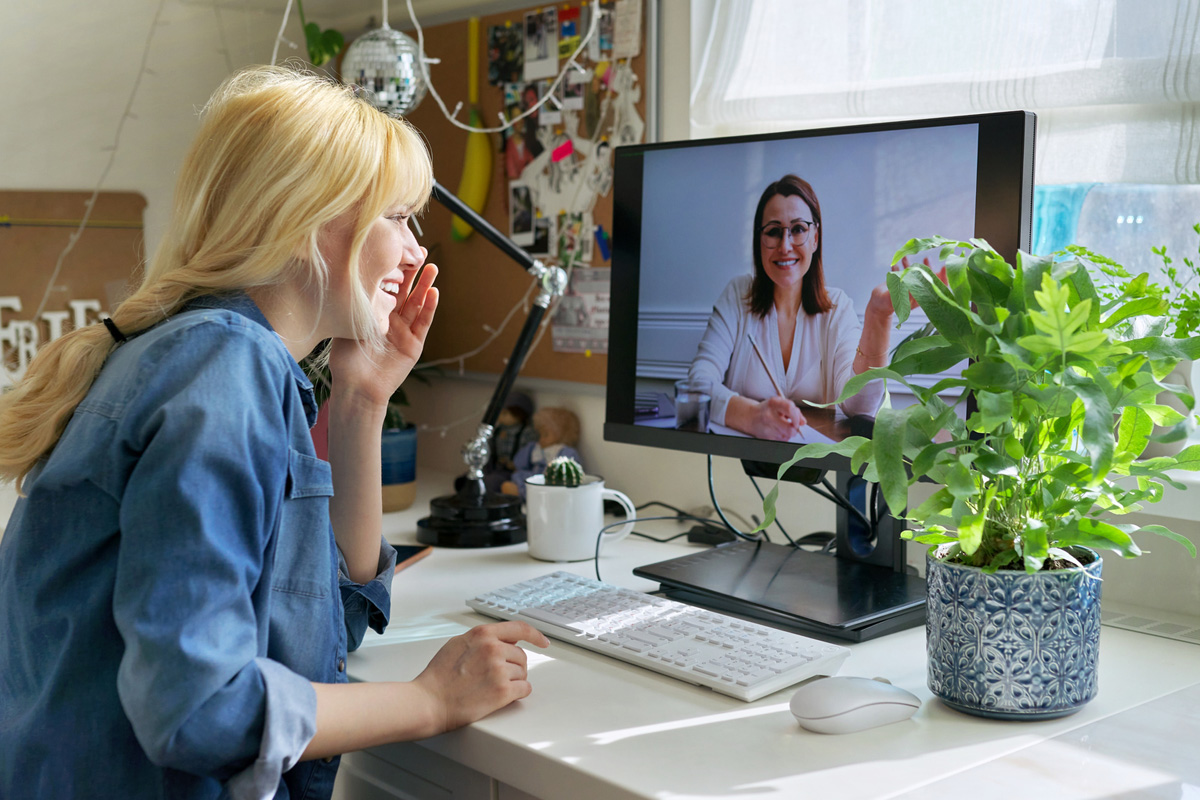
[432, 181, 539, 274]
[427, 181, 568, 481]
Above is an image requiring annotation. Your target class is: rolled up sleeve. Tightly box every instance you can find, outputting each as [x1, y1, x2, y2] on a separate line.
[339, 539, 396, 652]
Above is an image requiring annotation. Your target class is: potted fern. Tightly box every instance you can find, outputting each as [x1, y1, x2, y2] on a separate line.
[766, 236, 1200, 719]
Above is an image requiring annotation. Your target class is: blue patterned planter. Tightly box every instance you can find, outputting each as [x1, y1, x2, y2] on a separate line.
[925, 547, 1102, 719]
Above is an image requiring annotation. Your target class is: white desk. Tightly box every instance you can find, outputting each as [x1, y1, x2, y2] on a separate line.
[336, 475, 1200, 800]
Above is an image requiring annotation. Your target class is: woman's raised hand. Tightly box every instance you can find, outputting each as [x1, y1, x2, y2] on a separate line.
[865, 255, 948, 324]
[329, 260, 439, 411]
[413, 621, 550, 734]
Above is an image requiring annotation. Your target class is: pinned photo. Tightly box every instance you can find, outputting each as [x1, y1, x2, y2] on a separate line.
[523, 8, 558, 81]
[509, 183, 534, 246]
[563, 70, 586, 111]
[528, 213, 555, 257]
[487, 23, 523, 85]
[587, 0, 615, 61]
[539, 79, 562, 126]
[557, 211, 594, 266]
[503, 83, 541, 177]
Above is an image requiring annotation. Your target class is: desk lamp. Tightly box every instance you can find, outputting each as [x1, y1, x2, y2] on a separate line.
[415, 185, 567, 547]
[343, 18, 568, 547]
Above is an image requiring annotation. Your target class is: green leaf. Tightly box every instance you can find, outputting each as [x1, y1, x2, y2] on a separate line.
[944, 461, 978, 499]
[886, 344, 969, 379]
[1114, 406, 1153, 463]
[1074, 518, 1143, 558]
[1126, 335, 1200, 362]
[1135, 524, 1198, 557]
[910, 440, 962, 479]
[301, 16, 344, 66]
[1015, 251, 1054, 314]
[1022, 517, 1050, 572]
[887, 270, 911, 325]
[872, 405, 913, 516]
[1169, 444, 1200, 471]
[903, 267, 977, 347]
[754, 439, 867, 532]
[976, 390, 1014, 433]
[962, 359, 1021, 392]
[910, 487, 955, 523]
[829, 368, 924, 406]
[1141, 404, 1186, 426]
[890, 333, 950, 364]
[957, 512, 985, 554]
[1064, 369, 1115, 480]
[892, 237, 956, 266]
[1101, 296, 1169, 329]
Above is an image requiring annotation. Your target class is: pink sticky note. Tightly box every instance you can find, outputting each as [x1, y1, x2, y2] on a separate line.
[552, 139, 575, 162]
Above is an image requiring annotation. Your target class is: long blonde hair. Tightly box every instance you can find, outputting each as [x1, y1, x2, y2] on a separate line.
[0, 65, 432, 490]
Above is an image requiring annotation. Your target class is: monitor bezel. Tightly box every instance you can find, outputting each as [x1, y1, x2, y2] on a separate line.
[603, 110, 1036, 473]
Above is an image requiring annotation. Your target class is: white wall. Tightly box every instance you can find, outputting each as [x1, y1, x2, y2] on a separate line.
[0, 1, 293, 534]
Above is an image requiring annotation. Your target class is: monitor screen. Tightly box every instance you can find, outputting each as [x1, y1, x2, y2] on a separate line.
[605, 111, 1035, 473]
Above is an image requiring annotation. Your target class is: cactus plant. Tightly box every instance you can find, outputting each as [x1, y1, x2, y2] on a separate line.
[543, 456, 584, 487]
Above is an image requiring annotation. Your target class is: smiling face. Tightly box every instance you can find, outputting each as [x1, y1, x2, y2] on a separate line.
[758, 194, 819, 299]
[321, 203, 427, 341]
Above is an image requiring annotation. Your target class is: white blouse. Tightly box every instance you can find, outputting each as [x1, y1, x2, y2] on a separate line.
[689, 274, 884, 427]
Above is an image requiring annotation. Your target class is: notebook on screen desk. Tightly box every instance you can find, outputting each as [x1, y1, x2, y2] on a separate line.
[632, 540, 926, 643]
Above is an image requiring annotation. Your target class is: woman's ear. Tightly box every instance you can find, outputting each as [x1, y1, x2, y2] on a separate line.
[292, 232, 315, 263]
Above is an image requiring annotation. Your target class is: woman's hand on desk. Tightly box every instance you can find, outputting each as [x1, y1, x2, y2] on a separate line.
[415, 621, 551, 733]
[727, 395, 805, 441]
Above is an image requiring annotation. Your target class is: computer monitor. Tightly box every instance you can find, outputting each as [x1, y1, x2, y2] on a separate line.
[604, 111, 1035, 641]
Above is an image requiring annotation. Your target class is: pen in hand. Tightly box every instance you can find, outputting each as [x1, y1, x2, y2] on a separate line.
[746, 333, 804, 433]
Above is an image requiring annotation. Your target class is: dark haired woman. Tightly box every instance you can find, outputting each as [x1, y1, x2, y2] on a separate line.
[689, 174, 901, 441]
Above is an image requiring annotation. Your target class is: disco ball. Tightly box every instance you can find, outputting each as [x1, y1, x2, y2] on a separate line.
[341, 26, 428, 117]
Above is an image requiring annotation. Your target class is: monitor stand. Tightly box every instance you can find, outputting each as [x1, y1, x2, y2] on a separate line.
[632, 462, 926, 643]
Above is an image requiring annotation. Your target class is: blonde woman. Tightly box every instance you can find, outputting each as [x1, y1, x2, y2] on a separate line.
[0, 66, 547, 799]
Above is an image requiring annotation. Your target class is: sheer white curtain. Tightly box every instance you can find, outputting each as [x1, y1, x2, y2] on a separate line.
[691, 0, 1200, 184]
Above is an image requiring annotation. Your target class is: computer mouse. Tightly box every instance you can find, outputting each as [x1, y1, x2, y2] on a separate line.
[789, 676, 921, 734]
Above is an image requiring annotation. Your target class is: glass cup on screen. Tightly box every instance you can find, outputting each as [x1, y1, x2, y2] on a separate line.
[674, 378, 712, 433]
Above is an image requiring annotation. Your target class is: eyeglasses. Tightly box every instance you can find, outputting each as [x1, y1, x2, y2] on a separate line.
[759, 219, 817, 247]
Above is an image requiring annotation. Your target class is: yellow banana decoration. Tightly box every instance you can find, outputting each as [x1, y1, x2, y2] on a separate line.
[452, 16, 492, 241]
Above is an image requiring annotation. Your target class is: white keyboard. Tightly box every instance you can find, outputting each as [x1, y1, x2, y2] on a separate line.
[467, 571, 850, 702]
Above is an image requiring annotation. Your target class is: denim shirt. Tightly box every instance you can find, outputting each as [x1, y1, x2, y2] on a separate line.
[0, 293, 396, 799]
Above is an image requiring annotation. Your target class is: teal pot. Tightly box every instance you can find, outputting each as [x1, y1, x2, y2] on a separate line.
[381, 426, 418, 512]
[925, 546, 1102, 720]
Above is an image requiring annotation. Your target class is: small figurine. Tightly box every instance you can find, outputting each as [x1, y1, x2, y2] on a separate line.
[456, 392, 539, 494]
[486, 392, 538, 493]
[502, 407, 582, 498]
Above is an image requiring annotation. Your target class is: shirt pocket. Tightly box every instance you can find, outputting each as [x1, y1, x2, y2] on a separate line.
[272, 448, 334, 599]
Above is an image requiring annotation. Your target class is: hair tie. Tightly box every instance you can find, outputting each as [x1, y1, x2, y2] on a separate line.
[103, 318, 128, 344]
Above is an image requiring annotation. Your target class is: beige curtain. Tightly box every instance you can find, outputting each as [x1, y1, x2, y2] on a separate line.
[691, 0, 1200, 184]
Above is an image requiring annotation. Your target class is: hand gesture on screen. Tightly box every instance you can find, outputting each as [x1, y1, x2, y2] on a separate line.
[865, 256, 948, 325]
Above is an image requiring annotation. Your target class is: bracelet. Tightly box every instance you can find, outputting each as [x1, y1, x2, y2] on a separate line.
[856, 345, 888, 359]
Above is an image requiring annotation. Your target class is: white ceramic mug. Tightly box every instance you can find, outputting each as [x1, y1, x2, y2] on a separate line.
[525, 474, 636, 562]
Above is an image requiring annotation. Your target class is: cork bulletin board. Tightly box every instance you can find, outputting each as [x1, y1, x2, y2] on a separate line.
[398, 0, 650, 385]
[0, 191, 145, 381]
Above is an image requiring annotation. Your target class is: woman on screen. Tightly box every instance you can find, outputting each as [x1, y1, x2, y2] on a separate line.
[689, 174, 900, 441]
